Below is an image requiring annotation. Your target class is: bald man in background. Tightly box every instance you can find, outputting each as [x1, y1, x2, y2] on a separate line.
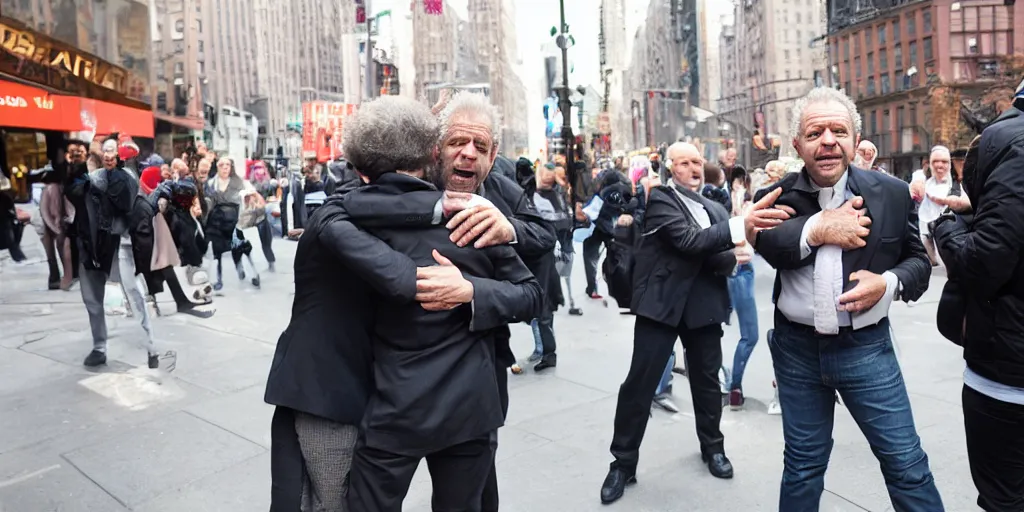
[599, 142, 780, 504]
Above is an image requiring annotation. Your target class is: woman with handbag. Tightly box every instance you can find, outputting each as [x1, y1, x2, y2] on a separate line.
[206, 157, 261, 291]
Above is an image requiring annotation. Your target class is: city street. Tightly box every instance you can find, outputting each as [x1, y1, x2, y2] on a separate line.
[0, 227, 979, 512]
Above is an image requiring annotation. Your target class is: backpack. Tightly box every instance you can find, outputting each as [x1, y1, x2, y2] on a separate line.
[603, 218, 639, 310]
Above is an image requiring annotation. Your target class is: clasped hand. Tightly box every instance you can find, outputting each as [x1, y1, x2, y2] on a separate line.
[807, 197, 872, 250]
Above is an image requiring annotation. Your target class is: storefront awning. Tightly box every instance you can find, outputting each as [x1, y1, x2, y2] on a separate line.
[0, 80, 82, 131]
[81, 99, 154, 138]
[1, 79, 154, 137]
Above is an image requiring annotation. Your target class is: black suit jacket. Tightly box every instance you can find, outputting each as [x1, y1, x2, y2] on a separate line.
[341, 171, 555, 367]
[754, 166, 931, 304]
[344, 173, 542, 456]
[631, 185, 737, 328]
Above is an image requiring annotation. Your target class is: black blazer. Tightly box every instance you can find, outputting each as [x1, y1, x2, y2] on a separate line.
[345, 173, 543, 455]
[631, 185, 737, 329]
[754, 166, 931, 304]
[263, 191, 441, 425]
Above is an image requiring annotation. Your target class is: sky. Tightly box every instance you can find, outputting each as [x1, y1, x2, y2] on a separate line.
[383, 0, 653, 154]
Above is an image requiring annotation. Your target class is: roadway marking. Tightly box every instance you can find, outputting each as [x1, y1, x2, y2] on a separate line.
[0, 464, 61, 489]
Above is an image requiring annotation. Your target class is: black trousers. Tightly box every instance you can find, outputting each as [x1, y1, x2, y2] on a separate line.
[269, 407, 305, 512]
[480, 366, 508, 512]
[256, 219, 276, 263]
[347, 434, 495, 512]
[610, 316, 725, 472]
[537, 308, 557, 358]
[582, 229, 613, 295]
[963, 384, 1024, 512]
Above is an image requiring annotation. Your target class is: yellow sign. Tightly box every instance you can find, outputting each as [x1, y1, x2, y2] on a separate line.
[0, 20, 129, 96]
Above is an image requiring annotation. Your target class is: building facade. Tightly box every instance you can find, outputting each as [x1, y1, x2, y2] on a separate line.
[412, 0, 459, 104]
[150, 0, 205, 157]
[624, 0, 702, 148]
[0, 0, 154, 200]
[828, 0, 1024, 177]
[467, 0, 529, 155]
[600, 0, 632, 151]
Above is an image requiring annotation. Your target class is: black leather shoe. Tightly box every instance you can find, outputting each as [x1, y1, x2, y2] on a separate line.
[534, 355, 557, 372]
[600, 467, 636, 504]
[702, 453, 734, 479]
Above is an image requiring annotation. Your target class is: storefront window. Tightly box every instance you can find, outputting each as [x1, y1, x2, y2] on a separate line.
[1, 0, 151, 104]
[2, 131, 48, 203]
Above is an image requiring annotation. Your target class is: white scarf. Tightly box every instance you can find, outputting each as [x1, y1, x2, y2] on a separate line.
[812, 186, 847, 334]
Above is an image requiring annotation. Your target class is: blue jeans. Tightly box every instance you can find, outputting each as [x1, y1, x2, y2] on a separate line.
[656, 352, 675, 395]
[727, 263, 759, 390]
[769, 316, 943, 512]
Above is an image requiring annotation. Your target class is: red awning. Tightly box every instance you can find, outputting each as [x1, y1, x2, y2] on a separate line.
[80, 99, 154, 138]
[0, 80, 83, 132]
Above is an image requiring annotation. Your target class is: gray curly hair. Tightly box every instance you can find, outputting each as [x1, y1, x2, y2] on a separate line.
[438, 91, 503, 150]
[343, 96, 439, 181]
[790, 87, 863, 139]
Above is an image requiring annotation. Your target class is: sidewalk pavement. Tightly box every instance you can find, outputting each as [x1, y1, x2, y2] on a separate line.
[0, 226, 980, 511]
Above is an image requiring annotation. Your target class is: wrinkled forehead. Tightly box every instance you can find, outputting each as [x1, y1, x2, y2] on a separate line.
[445, 112, 494, 140]
[799, 100, 855, 132]
[930, 149, 951, 162]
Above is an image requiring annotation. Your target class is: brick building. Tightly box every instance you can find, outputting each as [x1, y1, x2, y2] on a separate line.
[828, 0, 1024, 178]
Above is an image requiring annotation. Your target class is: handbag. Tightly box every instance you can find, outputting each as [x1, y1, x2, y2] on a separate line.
[237, 191, 266, 229]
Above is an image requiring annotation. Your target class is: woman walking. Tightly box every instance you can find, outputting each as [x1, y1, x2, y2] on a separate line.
[206, 157, 261, 291]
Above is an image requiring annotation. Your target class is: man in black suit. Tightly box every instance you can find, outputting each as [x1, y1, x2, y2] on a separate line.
[750, 87, 942, 511]
[264, 96, 541, 512]
[430, 91, 557, 512]
[337, 96, 542, 511]
[600, 142, 765, 505]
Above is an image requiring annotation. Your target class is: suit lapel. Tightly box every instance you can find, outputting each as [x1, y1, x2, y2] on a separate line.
[841, 166, 885, 285]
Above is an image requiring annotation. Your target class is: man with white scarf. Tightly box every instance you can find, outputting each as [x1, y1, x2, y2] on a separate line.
[751, 87, 941, 511]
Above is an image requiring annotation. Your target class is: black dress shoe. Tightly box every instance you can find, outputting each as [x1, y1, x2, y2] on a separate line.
[534, 355, 557, 372]
[600, 467, 636, 504]
[702, 453, 734, 479]
[83, 350, 107, 367]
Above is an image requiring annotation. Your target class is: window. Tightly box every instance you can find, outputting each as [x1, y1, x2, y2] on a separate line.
[879, 49, 888, 70]
[882, 109, 891, 133]
[866, 29, 873, 51]
[870, 110, 878, 134]
[894, 44, 902, 67]
[853, 33, 860, 54]
[198, 40, 204, 53]
[924, 37, 933, 60]
[785, 49, 791, 61]
[855, 56, 861, 78]
[867, 78, 876, 96]
[878, 25, 886, 45]
[881, 73, 891, 94]
[174, 62, 184, 75]
[843, 38, 850, 62]
[909, 41, 918, 69]
[923, 9, 932, 32]
[892, 20, 900, 42]
[867, 52, 874, 74]
[796, 12, 801, 23]
[907, 13, 916, 37]
[897, 106, 905, 129]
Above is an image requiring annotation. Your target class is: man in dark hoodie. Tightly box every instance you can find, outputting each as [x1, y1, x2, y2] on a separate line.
[931, 82, 1024, 512]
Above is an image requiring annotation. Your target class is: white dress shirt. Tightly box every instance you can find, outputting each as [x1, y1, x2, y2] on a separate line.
[669, 180, 746, 244]
[777, 171, 901, 330]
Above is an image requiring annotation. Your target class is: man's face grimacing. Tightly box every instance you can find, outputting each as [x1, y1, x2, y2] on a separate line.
[794, 100, 858, 188]
[440, 112, 497, 193]
[930, 149, 951, 181]
[668, 144, 704, 192]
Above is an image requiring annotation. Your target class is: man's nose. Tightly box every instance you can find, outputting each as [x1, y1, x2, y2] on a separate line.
[821, 129, 837, 145]
[459, 143, 478, 158]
